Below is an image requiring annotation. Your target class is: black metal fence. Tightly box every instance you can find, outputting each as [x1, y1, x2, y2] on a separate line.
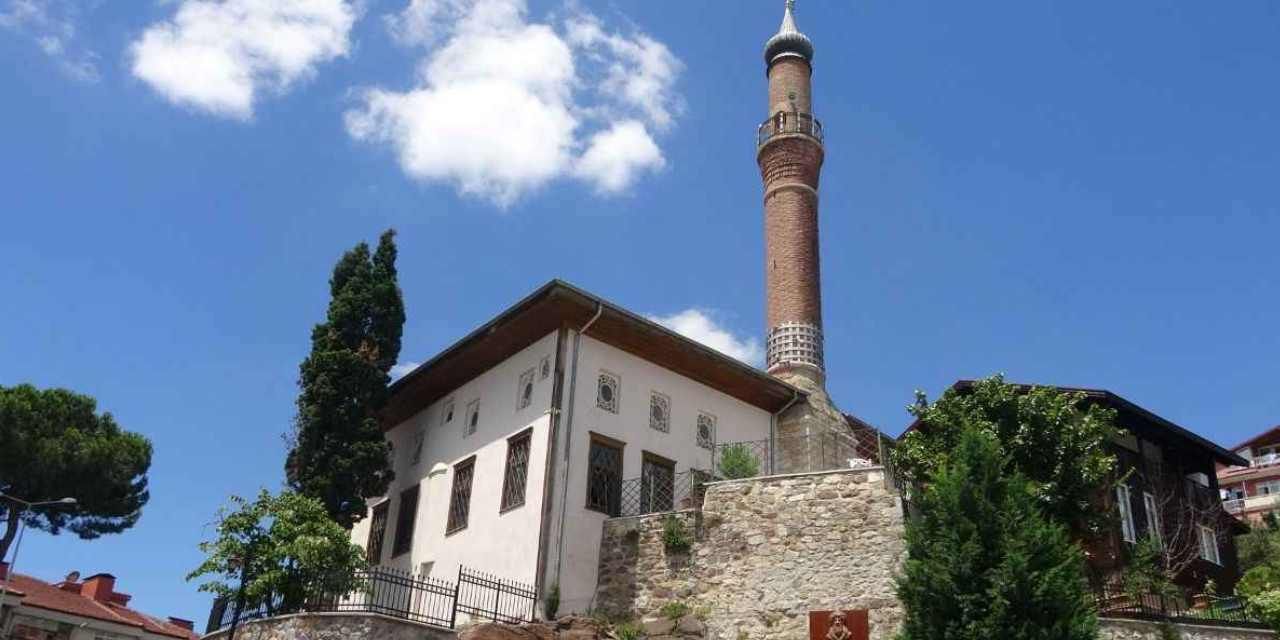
[1090, 579, 1266, 629]
[618, 469, 714, 517]
[205, 565, 537, 634]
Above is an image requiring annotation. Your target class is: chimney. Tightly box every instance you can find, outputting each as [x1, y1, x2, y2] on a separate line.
[168, 617, 195, 631]
[81, 574, 117, 603]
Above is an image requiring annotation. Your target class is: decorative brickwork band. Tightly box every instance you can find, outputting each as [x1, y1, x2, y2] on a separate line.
[766, 322, 824, 372]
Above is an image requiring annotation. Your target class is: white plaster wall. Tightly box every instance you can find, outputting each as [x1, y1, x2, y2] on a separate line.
[546, 333, 774, 615]
[351, 332, 560, 586]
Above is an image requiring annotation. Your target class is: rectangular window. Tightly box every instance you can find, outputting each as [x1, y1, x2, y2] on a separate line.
[442, 398, 455, 425]
[649, 392, 670, 433]
[1199, 525, 1220, 564]
[1259, 480, 1280, 496]
[1116, 485, 1136, 543]
[391, 485, 419, 557]
[586, 435, 624, 516]
[501, 430, 532, 512]
[410, 428, 425, 466]
[696, 412, 716, 450]
[464, 399, 480, 437]
[447, 457, 475, 533]
[640, 453, 675, 514]
[1142, 492, 1162, 547]
[366, 501, 389, 564]
[597, 372, 620, 414]
[516, 368, 536, 411]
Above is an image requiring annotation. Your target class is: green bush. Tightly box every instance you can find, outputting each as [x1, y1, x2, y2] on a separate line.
[613, 620, 643, 640]
[895, 427, 1097, 640]
[663, 515, 691, 553]
[717, 444, 760, 479]
[660, 600, 691, 620]
[544, 582, 560, 620]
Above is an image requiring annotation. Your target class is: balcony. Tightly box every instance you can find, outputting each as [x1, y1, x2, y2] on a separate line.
[1223, 493, 1280, 515]
[757, 111, 823, 147]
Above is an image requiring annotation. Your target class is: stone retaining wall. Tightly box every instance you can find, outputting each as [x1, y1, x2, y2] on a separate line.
[1100, 619, 1273, 640]
[201, 612, 456, 640]
[596, 467, 906, 640]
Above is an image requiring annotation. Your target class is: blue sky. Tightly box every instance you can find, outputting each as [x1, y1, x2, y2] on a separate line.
[2, 0, 1278, 625]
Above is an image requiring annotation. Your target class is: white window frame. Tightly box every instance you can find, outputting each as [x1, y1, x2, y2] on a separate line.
[1116, 485, 1137, 543]
[1198, 524, 1220, 564]
[1142, 491, 1162, 548]
[1259, 480, 1280, 496]
[516, 368, 536, 411]
[596, 371, 620, 414]
[649, 391, 671, 433]
[464, 399, 480, 437]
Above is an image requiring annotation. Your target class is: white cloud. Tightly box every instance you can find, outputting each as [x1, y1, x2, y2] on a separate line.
[648, 309, 763, 366]
[130, 0, 358, 120]
[346, 0, 683, 207]
[0, 0, 100, 82]
[390, 360, 421, 380]
[575, 119, 664, 194]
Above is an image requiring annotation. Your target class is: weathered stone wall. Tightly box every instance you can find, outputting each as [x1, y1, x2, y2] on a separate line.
[201, 612, 456, 640]
[596, 468, 905, 640]
[1100, 618, 1274, 640]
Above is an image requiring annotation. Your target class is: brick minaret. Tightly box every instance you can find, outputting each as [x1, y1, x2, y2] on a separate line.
[760, 0, 824, 385]
[758, 1, 857, 472]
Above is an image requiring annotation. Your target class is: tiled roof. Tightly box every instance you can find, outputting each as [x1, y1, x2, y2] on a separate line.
[1, 573, 199, 640]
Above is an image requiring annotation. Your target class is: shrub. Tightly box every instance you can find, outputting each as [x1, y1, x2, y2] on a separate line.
[660, 600, 691, 620]
[544, 582, 560, 620]
[663, 515, 691, 553]
[718, 444, 760, 479]
[613, 620, 643, 640]
[896, 428, 1097, 640]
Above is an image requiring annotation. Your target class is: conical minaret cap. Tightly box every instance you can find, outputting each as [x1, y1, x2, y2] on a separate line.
[763, 0, 814, 65]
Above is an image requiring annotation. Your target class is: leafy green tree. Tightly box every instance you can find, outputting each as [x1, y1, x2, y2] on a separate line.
[896, 427, 1097, 640]
[0, 384, 151, 561]
[286, 230, 405, 528]
[893, 374, 1119, 536]
[187, 490, 367, 612]
[1239, 517, 1280, 574]
[717, 444, 760, 480]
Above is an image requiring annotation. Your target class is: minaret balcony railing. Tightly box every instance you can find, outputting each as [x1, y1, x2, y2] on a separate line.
[757, 111, 823, 147]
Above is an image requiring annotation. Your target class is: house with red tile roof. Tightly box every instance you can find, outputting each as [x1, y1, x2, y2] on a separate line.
[0, 563, 198, 640]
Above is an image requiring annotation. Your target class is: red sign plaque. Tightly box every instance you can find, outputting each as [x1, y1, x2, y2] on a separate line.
[808, 609, 869, 640]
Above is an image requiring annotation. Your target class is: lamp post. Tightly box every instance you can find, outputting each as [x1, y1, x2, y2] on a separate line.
[0, 494, 77, 638]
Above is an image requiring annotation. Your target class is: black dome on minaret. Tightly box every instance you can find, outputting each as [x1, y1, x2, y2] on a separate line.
[763, 0, 814, 65]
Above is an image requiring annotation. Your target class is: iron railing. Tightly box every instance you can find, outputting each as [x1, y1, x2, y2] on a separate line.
[1091, 579, 1266, 629]
[205, 565, 536, 634]
[712, 430, 895, 478]
[617, 469, 714, 517]
[757, 111, 824, 147]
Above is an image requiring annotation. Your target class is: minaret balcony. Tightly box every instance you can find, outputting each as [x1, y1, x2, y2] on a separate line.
[757, 111, 823, 148]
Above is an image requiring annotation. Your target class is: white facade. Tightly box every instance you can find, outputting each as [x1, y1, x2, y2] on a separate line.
[353, 327, 775, 616]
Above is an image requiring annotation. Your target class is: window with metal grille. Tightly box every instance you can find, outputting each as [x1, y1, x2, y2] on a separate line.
[597, 372, 619, 413]
[640, 453, 675, 513]
[649, 392, 670, 433]
[391, 485, 419, 557]
[442, 398, 455, 425]
[501, 430, 532, 512]
[366, 501, 389, 564]
[540, 355, 552, 380]
[516, 368, 535, 411]
[586, 435, 624, 516]
[447, 457, 475, 534]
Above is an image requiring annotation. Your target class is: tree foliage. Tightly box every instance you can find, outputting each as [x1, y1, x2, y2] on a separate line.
[896, 427, 1098, 640]
[717, 444, 760, 480]
[893, 374, 1119, 536]
[187, 490, 367, 612]
[286, 230, 405, 528]
[0, 384, 151, 561]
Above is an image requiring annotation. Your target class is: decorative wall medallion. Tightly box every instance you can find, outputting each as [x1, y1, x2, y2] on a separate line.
[808, 610, 868, 640]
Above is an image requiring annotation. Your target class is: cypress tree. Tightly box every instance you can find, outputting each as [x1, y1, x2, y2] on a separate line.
[286, 230, 405, 528]
[896, 427, 1097, 640]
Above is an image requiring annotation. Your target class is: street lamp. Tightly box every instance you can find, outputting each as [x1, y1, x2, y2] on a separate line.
[1, 494, 77, 636]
